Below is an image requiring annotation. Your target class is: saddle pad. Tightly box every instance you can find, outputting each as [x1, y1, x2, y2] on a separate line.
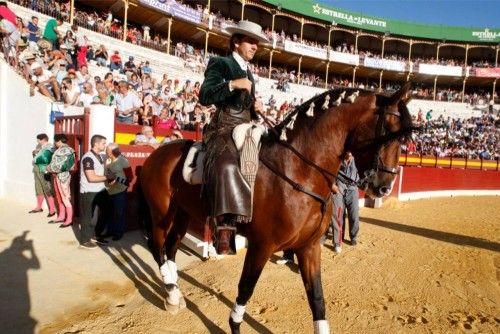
[232, 123, 265, 151]
[182, 142, 205, 185]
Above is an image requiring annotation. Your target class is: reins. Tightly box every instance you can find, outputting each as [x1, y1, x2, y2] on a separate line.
[254, 107, 333, 217]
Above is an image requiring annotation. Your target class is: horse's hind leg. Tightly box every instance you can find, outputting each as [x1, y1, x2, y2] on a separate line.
[295, 243, 329, 334]
[165, 208, 189, 261]
[150, 205, 182, 308]
[162, 209, 190, 309]
[229, 244, 274, 334]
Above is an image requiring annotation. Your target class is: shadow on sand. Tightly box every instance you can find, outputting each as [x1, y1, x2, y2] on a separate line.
[361, 216, 500, 252]
[0, 231, 40, 334]
[100, 234, 272, 333]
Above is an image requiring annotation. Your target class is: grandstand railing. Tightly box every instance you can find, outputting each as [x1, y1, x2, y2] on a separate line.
[11, 0, 499, 80]
[400, 153, 499, 171]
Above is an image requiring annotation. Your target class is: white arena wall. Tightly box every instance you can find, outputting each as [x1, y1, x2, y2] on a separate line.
[0, 59, 115, 205]
[0, 60, 54, 204]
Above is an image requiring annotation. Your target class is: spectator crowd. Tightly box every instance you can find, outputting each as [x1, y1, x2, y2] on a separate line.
[1, 0, 498, 162]
[403, 110, 499, 161]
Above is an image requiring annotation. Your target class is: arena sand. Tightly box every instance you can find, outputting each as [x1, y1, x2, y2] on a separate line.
[22, 197, 500, 333]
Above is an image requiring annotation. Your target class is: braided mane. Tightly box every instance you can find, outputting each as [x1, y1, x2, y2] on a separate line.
[271, 87, 364, 141]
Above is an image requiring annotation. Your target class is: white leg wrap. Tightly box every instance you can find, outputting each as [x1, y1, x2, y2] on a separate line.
[314, 320, 330, 334]
[230, 303, 246, 323]
[160, 260, 178, 285]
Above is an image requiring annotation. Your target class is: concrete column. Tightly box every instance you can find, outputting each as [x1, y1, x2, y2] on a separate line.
[204, 31, 210, 58]
[324, 62, 330, 88]
[69, 0, 75, 25]
[461, 78, 467, 103]
[240, 0, 245, 20]
[464, 44, 469, 66]
[166, 17, 173, 54]
[123, 0, 129, 42]
[300, 18, 304, 42]
[297, 56, 303, 84]
[433, 76, 438, 101]
[268, 50, 274, 79]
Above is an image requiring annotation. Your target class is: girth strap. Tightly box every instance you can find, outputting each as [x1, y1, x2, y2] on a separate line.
[260, 157, 330, 217]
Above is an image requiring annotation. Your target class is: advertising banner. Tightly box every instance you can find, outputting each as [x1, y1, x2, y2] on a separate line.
[329, 51, 359, 65]
[419, 63, 463, 76]
[261, 0, 500, 43]
[363, 57, 406, 71]
[170, 2, 202, 24]
[473, 67, 500, 78]
[284, 40, 327, 60]
[138, 0, 201, 24]
[139, 0, 171, 14]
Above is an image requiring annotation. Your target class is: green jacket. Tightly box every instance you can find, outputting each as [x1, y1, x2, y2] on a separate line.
[49, 144, 75, 183]
[199, 54, 256, 115]
[33, 144, 53, 174]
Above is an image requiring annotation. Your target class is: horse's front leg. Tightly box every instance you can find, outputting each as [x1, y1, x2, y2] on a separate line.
[296, 242, 330, 334]
[229, 244, 273, 334]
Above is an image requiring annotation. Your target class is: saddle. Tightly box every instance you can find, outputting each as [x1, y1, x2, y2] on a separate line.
[182, 123, 265, 187]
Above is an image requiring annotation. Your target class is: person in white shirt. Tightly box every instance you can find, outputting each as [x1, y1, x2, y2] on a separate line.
[80, 82, 96, 107]
[115, 80, 142, 123]
[0, 16, 20, 61]
[61, 77, 80, 106]
[30, 62, 61, 101]
[134, 126, 159, 149]
[142, 25, 150, 42]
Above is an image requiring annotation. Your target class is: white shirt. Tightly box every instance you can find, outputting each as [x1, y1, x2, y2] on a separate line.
[80, 92, 95, 107]
[232, 51, 248, 71]
[115, 91, 143, 117]
[32, 69, 53, 83]
[1, 19, 20, 44]
[80, 151, 106, 193]
[64, 85, 80, 105]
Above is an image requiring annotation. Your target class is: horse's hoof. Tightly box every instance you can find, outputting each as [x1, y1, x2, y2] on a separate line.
[165, 301, 181, 315]
[166, 285, 181, 306]
[164, 296, 186, 314]
[229, 317, 241, 334]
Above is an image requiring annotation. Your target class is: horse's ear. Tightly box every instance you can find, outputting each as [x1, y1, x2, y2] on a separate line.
[388, 82, 412, 106]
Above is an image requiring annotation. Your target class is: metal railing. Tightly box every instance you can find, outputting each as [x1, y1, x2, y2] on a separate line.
[400, 153, 499, 171]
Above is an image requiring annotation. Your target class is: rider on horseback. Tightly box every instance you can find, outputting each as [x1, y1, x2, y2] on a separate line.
[199, 21, 269, 255]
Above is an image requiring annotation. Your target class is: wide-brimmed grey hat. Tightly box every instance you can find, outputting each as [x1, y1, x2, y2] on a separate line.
[225, 20, 269, 44]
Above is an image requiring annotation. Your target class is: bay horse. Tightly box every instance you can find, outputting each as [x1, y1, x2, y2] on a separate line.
[140, 83, 414, 333]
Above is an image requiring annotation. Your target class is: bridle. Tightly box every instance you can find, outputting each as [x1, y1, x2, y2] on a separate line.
[357, 105, 403, 190]
[259, 100, 404, 214]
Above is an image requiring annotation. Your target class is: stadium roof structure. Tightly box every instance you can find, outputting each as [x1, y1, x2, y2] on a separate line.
[262, 0, 500, 43]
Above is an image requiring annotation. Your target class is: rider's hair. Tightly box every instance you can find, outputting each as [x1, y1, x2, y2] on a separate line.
[229, 33, 245, 52]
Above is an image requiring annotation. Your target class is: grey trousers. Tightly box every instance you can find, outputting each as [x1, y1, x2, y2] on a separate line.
[331, 187, 359, 246]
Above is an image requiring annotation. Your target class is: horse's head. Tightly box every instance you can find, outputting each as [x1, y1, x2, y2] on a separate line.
[346, 83, 414, 198]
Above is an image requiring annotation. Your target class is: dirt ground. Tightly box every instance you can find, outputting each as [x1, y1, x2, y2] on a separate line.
[3, 196, 500, 334]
